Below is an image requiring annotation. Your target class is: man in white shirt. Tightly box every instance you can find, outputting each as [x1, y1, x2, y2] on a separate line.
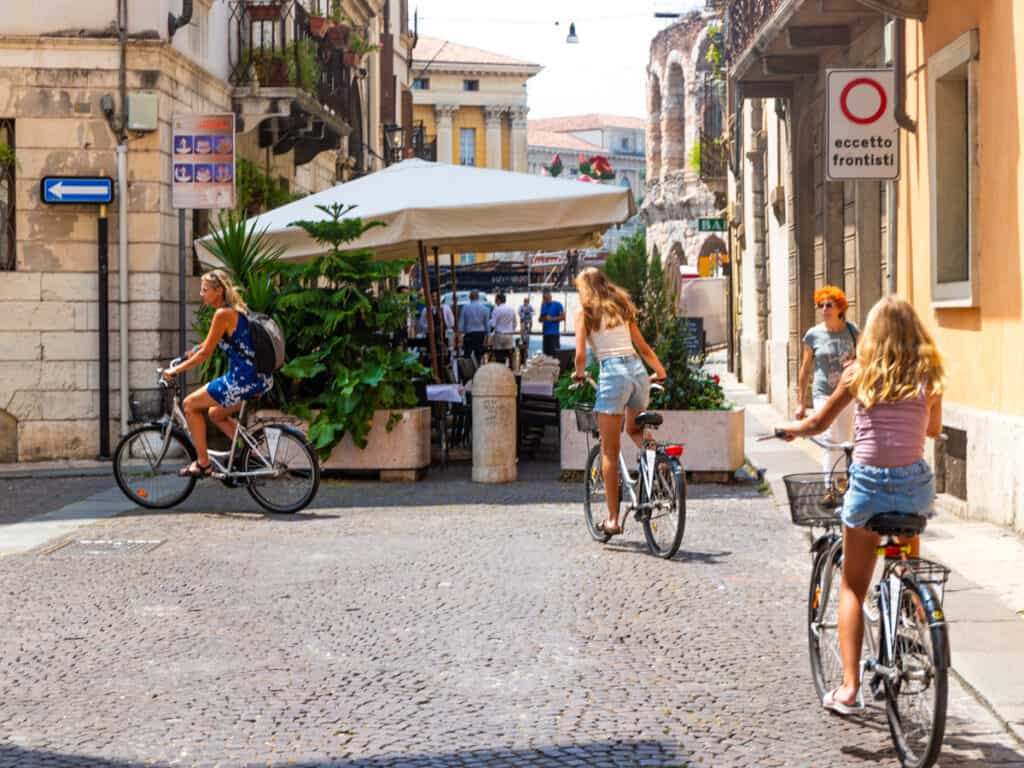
[488, 293, 517, 366]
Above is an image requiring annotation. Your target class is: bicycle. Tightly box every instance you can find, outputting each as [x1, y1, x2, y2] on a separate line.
[572, 377, 686, 559]
[779, 433, 950, 768]
[113, 357, 321, 514]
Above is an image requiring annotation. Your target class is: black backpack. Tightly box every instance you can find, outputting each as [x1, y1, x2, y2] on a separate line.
[244, 313, 286, 375]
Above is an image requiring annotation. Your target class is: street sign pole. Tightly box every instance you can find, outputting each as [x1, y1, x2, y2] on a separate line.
[97, 203, 110, 459]
[179, 209, 187, 403]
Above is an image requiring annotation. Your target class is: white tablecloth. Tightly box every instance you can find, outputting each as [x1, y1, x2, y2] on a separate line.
[520, 380, 554, 398]
[426, 384, 465, 403]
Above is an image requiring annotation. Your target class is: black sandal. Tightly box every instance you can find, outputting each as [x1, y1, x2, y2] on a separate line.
[596, 520, 622, 537]
[179, 461, 213, 478]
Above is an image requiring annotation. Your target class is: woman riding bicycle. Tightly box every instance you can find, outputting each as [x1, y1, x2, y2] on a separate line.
[777, 295, 945, 715]
[573, 268, 666, 537]
[162, 270, 273, 478]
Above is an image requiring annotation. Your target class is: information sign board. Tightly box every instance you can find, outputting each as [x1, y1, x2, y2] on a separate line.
[826, 68, 900, 181]
[172, 113, 236, 209]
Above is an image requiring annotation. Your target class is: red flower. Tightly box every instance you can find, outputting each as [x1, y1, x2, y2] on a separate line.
[590, 155, 613, 176]
[713, 374, 720, 385]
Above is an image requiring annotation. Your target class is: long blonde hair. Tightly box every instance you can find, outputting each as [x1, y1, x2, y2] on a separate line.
[575, 267, 636, 333]
[846, 295, 945, 409]
[202, 269, 248, 313]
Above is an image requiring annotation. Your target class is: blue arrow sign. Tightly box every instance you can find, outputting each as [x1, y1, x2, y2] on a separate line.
[41, 176, 114, 205]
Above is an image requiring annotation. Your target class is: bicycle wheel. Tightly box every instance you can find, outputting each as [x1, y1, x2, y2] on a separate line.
[113, 425, 197, 509]
[884, 576, 949, 768]
[243, 425, 321, 513]
[642, 454, 685, 559]
[583, 442, 611, 542]
[808, 538, 844, 701]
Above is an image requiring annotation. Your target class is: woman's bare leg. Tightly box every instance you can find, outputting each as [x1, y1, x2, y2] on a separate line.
[598, 411, 624, 531]
[182, 387, 218, 469]
[624, 407, 644, 449]
[208, 402, 244, 442]
[836, 525, 880, 704]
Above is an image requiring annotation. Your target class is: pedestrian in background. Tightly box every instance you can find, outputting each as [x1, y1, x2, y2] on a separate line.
[539, 290, 565, 357]
[519, 297, 534, 346]
[489, 293, 517, 366]
[796, 285, 859, 474]
[459, 290, 490, 363]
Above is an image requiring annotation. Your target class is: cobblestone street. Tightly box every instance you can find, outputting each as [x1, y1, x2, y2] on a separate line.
[1, 467, 1022, 767]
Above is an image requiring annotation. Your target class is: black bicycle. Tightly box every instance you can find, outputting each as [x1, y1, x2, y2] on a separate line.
[781, 434, 950, 768]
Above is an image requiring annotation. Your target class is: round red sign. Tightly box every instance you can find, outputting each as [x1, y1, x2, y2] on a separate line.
[839, 78, 887, 125]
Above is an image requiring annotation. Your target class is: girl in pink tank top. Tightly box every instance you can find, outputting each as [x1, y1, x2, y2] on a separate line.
[777, 296, 946, 716]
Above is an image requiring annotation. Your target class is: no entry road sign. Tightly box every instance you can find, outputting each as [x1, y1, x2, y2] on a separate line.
[826, 68, 899, 181]
[41, 176, 114, 205]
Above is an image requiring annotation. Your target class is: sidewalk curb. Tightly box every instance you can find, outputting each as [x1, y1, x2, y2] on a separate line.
[0, 463, 112, 481]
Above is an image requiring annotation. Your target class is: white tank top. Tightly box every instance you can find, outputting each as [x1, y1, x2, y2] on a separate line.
[588, 318, 635, 361]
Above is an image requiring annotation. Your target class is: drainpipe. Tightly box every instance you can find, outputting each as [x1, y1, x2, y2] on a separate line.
[117, 0, 130, 435]
[888, 16, 916, 296]
[168, 0, 194, 39]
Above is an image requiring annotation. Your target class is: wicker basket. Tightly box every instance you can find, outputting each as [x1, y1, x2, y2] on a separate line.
[782, 472, 846, 527]
[129, 388, 168, 423]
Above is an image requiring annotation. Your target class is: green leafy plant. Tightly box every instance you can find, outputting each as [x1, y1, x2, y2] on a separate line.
[329, 0, 347, 22]
[649, 320, 730, 411]
[287, 38, 322, 92]
[0, 142, 16, 171]
[688, 141, 701, 171]
[271, 203, 427, 456]
[705, 24, 723, 79]
[348, 33, 380, 57]
[642, 248, 673, 344]
[601, 231, 672, 345]
[554, 362, 600, 410]
[236, 158, 304, 215]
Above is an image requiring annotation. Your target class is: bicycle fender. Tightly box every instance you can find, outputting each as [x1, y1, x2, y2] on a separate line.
[811, 533, 839, 558]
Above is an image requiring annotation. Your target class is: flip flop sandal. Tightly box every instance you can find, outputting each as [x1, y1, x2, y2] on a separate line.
[596, 520, 623, 537]
[179, 462, 213, 478]
[822, 688, 865, 716]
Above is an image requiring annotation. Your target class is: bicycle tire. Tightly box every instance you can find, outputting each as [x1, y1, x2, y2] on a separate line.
[243, 425, 321, 513]
[884, 575, 949, 768]
[808, 538, 844, 701]
[113, 424, 197, 509]
[583, 442, 611, 543]
[642, 454, 686, 559]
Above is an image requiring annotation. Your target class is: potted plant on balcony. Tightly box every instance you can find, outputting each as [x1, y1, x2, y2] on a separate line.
[344, 32, 380, 67]
[262, 203, 431, 473]
[245, 48, 289, 87]
[247, 1, 284, 22]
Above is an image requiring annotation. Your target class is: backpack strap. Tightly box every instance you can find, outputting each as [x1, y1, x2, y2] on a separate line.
[846, 321, 858, 347]
[221, 312, 255, 362]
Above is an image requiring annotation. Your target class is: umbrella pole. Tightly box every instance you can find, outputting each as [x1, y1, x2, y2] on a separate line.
[419, 241, 440, 383]
[433, 247, 447, 366]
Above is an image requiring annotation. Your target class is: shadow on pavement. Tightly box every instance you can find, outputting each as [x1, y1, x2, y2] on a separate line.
[0, 739, 692, 767]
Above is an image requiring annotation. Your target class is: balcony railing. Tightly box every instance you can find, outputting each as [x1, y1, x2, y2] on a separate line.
[228, 0, 353, 118]
[725, 0, 782, 64]
[699, 129, 728, 181]
[411, 123, 436, 162]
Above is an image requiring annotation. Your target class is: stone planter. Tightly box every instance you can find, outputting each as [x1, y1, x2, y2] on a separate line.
[257, 407, 430, 478]
[560, 407, 745, 473]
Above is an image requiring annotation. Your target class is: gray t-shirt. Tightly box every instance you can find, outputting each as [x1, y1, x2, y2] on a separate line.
[804, 322, 859, 399]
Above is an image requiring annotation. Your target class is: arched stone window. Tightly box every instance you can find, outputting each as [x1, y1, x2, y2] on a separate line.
[662, 62, 686, 173]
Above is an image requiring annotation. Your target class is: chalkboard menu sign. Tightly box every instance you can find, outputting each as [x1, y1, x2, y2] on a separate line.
[678, 317, 706, 357]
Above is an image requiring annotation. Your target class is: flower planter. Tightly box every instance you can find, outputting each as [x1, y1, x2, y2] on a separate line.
[252, 55, 289, 87]
[309, 16, 330, 37]
[560, 406, 745, 473]
[247, 2, 283, 22]
[257, 407, 430, 476]
[342, 51, 362, 67]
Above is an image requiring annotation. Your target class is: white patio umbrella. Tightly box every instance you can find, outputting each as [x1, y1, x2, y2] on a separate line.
[195, 158, 635, 264]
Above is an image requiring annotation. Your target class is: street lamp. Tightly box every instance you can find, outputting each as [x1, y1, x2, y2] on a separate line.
[565, 21, 578, 44]
[383, 123, 404, 165]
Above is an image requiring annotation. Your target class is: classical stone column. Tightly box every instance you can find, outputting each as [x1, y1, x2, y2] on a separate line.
[510, 106, 529, 172]
[483, 106, 507, 169]
[434, 104, 459, 164]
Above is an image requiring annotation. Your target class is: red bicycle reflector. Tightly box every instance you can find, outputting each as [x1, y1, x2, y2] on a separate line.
[665, 445, 684, 457]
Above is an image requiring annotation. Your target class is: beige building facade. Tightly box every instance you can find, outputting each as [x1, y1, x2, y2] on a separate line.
[0, 0, 411, 462]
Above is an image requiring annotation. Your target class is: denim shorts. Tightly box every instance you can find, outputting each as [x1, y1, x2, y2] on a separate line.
[594, 355, 649, 415]
[841, 459, 936, 529]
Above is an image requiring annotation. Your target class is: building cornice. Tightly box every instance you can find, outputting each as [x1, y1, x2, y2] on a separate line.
[411, 61, 542, 78]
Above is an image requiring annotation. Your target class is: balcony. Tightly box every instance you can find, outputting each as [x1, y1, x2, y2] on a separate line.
[228, 0, 359, 166]
[410, 123, 436, 163]
[723, 0, 921, 93]
[698, 130, 728, 181]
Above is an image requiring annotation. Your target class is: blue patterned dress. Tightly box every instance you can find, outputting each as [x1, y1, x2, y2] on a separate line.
[207, 312, 273, 408]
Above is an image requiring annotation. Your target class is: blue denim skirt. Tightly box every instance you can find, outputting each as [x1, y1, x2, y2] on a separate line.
[841, 459, 936, 529]
[594, 355, 649, 415]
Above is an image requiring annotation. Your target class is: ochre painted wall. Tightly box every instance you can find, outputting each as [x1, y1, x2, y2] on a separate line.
[899, 1, 1024, 415]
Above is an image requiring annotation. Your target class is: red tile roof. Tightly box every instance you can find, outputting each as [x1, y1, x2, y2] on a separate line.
[528, 114, 647, 132]
[412, 36, 540, 68]
[527, 128, 603, 153]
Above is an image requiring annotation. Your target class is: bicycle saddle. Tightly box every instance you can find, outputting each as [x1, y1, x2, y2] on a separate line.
[867, 513, 928, 538]
[635, 411, 663, 427]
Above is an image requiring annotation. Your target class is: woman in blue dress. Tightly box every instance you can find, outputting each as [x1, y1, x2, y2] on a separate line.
[163, 270, 273, 477]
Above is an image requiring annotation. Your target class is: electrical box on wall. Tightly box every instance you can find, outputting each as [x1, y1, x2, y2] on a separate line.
[127, 92, 159, 131]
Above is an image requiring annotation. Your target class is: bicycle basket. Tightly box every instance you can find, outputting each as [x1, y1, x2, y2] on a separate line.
[782, 473, 846, 527]
[129, 388, 168, 423]
[575, 407, 599, 434]
[903, 558, 952, 603]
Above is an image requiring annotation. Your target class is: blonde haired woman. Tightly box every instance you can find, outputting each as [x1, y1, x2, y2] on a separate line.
[162, 270, 273, 477]
[573, 268, 667, 536]
[778, 296, 945, 715]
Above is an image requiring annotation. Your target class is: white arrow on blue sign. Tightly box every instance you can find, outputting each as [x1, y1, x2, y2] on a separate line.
[40, 176, 114, 205]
